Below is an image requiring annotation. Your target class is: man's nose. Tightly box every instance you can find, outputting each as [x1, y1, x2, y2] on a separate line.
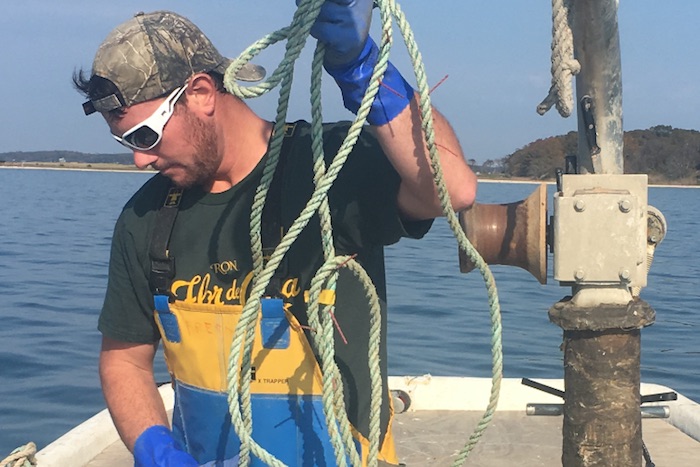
[133, 151, 158, 170]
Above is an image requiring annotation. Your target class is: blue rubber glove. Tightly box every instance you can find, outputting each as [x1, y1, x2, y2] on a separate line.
[304, 0, 374, 66]
[200, 456, 240, 467]
[324, 37, 414, 125]
[133, 425, 198, 467]
[301, 0, 414, 125]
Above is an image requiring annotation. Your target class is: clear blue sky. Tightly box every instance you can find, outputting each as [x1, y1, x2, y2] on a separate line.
[2, 0, 698, 163]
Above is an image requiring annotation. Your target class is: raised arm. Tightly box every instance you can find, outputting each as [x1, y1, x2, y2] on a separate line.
[373, 99, 477, 220]
[307, 0, 477, 220]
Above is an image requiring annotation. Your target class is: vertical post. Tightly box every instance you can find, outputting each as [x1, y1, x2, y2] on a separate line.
[572, 0, 624, 174]
[549, 300, 654, 466]
[548, 1, 655, 466]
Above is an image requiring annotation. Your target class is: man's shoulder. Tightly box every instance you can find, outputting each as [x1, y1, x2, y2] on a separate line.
[118, 173, 171, 223]
[283, 120, 380, 162]
[284, 119, 375, 140]
[125, 173, 170, 207]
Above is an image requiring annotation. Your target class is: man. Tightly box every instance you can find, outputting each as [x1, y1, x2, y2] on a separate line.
[75, 2, 476, 466]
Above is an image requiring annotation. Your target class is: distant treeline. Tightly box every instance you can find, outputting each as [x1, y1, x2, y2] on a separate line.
[0, 150, 133, 165]
[3, 126, 699, 184]
[474, 125, 700, 185]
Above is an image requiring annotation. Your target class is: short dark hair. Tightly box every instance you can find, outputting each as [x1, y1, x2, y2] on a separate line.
[72, 69, 126, 118]
[207, 71, 227, 94]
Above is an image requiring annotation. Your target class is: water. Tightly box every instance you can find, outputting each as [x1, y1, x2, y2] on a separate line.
[1, 169, 698, 455]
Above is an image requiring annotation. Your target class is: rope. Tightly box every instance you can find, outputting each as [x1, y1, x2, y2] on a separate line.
[0, 443, 37, 467]
[223, 1, 504, 465]
[537, 0, 580, 117]
[305, 256, 383, 466]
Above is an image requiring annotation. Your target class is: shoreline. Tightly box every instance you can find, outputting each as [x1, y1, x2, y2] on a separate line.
[476, 178, 700, 189]
[0, 163, 153, 175]
[2, 164, 698, 188]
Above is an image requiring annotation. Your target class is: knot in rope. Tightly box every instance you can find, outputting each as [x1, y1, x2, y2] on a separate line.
[0, 443, 37, 467]
[537, 0, 580, 117]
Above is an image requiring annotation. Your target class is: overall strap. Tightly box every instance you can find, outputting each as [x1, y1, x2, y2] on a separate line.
[147, 121, 300, 301]
[148, 184, 184, 300]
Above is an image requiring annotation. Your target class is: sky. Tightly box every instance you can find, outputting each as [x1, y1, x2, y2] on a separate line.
[2, 0, 698, 163]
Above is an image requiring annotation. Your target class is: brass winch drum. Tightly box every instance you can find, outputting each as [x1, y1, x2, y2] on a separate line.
[458, 183, 548, 284]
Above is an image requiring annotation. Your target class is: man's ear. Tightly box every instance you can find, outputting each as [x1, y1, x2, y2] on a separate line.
[185, 73, 217, 116]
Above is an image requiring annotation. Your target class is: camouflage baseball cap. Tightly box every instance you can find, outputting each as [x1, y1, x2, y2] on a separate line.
[83, 10, 265, 115]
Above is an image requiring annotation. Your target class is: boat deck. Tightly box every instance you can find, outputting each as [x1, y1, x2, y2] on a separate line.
[86, 410, 700, 466]
[35, 378, 700, 466]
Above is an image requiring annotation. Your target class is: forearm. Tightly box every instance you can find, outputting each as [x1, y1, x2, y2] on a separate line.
[373, 96, 477, 220]
[99, 339, 168, 451]
[308, 0, 476, 219]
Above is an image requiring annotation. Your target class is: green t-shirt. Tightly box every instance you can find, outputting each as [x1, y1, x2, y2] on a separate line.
[99, 120, 432, 437]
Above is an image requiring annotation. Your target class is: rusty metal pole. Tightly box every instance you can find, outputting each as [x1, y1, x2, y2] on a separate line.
[571, 0, 624, 175]
[548, 1, 656, 465]
[549, 300, 654, 466]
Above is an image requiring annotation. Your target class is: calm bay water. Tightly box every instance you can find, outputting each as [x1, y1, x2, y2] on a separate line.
[0, 168, 698, 455]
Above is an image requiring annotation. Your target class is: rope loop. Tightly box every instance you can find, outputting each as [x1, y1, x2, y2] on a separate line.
[537, 0, 580, 117]
[223, 1, 504, 465]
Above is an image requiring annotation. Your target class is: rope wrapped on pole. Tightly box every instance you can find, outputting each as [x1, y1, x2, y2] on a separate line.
[537, 0, 580, 117]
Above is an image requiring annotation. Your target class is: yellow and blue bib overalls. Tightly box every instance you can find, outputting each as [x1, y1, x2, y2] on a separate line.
[148, 162, 398, 465]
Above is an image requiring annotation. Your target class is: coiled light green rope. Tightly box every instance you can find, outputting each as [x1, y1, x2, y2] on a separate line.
[223, 1, 503, 466]
[0, 443, 36, 467]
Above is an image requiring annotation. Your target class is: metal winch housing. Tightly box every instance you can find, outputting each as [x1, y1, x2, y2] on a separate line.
[552, 174, 648, 287]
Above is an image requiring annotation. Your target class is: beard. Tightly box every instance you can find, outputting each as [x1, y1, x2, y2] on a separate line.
[168, 108, 221, 189]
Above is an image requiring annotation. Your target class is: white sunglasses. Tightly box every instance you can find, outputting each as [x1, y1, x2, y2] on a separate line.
[113, 85, 188, 151]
